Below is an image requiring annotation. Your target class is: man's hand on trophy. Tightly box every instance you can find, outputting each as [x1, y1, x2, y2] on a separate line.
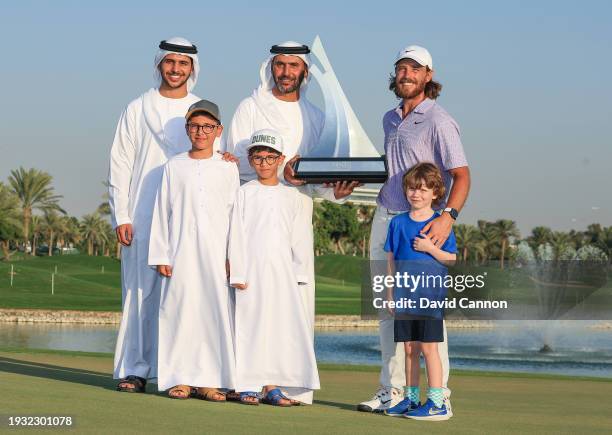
[284, 155, 307, 186]
[326, 181, 362, 199]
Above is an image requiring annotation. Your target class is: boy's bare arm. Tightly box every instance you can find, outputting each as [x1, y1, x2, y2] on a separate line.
[413, 235, 457, 264]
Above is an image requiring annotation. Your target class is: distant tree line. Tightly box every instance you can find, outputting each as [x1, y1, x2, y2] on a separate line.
[1, 167, 610, 268]
[454, 221, 610, 268]
[1, 167, 115, 260]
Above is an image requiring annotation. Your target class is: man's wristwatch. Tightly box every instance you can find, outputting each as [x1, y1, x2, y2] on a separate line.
[443, 207, 459, 220]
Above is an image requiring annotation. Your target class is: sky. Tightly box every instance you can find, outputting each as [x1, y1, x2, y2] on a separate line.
[1, 0, 611, 236]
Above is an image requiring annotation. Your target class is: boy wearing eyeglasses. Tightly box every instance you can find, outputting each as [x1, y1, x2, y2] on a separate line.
[148, 99, 246, 401]
[230, 129, 320, 406]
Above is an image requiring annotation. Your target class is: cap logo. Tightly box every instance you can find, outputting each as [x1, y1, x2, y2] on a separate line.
[252, 134, 276, 145]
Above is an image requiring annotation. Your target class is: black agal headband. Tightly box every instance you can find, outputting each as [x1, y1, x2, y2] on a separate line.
[270, 44, 310, 55]
[159, 40, 198, 54]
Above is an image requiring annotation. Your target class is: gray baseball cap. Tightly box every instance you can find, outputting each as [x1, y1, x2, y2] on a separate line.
[185, 99, 221, 123]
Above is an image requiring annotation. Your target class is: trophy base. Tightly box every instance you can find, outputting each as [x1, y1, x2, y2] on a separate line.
[294, 157, 388, 184]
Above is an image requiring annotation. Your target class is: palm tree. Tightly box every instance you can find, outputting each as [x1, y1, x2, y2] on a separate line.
[568, 229, 586, 250]
[585, 223, 602, 244]
[528, 226, 553, 251]
[80, 213, 108, 256]
[600, 227, 612, 263]
[472, 239, 488, 264]
[477, 220, 498, 263]
[41, 211, 63, 256]
[584, 224, 612, 262]
[30, 215, 43, 256]
[97, 181, 111, 216]
[96, 219, 115, 257]
[490, 219, 520, 269]
[355, 205, 375, 257]
[8, 167, 65, 253]
[550, 231, 573, 260]
[56, 216, 81, 254]
[0, 183, 22, 260]
[454, 224, 481, 263]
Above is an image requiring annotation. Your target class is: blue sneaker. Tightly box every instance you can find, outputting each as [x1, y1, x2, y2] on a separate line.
[405, 399, 450, 421]
[384, 398, 419, 417]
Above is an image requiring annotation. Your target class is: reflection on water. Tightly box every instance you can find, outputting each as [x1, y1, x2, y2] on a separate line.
[0, 323, 118, 353]
[1, 322, 611, 378]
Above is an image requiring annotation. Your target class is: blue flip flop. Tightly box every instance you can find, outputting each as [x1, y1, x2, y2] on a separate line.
[239, 391, 260, 406]
[261, 388, 294, 407]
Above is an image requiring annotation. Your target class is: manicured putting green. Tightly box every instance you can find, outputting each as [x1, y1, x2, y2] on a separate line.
[0, 254, 363, 314]
[1, 348, 611, 434]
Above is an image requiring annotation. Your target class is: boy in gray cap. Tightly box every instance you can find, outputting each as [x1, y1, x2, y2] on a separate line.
[148, 100, 245, 401]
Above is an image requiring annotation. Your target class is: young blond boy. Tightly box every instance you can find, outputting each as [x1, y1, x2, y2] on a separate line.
[383, 162, 456, 421]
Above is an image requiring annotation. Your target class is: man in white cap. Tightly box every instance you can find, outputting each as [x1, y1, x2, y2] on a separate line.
[108, 37, 201, 393]
[357, 45, 470, 415]
[224, 42, 358, 404]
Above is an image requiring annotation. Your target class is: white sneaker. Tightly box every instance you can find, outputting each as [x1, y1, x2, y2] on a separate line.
[444, 395, 453, 418]
[357, 387, 402, 413]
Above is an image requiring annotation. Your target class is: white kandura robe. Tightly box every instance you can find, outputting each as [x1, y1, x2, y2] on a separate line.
[224, 89, 347, 403]
[231, 181, 320, 403]
[108, 88, 200, 380]
[148, 152, 242, 391]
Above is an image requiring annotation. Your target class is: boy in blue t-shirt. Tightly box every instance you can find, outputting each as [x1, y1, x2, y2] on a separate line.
[383, 162, 456, 421]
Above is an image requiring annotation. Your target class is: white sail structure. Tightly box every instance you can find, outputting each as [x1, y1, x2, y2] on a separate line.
[308, 35, 382, 158]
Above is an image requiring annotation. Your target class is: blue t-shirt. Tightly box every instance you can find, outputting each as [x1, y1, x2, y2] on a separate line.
[383, 212, 457, 318]
[384, 212, 456, 260]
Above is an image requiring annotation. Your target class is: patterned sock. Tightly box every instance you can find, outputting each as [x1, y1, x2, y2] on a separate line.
[428, 387, 444, 408]
[403, 386, 420, 403]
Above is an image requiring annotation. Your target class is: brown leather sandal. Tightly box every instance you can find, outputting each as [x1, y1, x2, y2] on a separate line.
[168, 385, 191, 400]
[117, 375, 146, 393]
[194, 387, 226, 402]
[226, 390, 241, 402]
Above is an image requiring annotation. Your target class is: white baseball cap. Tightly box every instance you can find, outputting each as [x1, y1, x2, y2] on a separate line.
[395, 45, 433, 69]
[246, 129, 284, 154]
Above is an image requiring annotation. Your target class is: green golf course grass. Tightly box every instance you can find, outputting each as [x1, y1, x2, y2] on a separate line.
[2, 254, 611, 315]
[1, 347, 611, 434]
[0, 254, 363, 314]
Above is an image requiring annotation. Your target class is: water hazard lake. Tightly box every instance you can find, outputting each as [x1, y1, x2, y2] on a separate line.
[1, 322, 611, 378]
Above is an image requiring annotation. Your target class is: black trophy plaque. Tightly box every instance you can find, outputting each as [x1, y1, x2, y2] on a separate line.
[293, 156, 388, 184]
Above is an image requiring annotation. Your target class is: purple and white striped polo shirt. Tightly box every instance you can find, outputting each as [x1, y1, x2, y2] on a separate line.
[377, 98, 468, 212]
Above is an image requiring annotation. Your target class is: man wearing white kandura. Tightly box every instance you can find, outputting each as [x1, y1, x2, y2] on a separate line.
[108, 37, 201, 394]
[224, 40, 359, 404]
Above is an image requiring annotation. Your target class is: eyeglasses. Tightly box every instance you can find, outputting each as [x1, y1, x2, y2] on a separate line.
[186, 122, 218, 134]
[250, 155, 280, 165]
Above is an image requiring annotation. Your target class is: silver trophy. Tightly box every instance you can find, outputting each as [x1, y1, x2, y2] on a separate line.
[294, 36, 388, 184]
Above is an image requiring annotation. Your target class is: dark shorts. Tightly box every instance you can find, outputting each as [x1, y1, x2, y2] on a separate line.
[394, 319, 444, 342]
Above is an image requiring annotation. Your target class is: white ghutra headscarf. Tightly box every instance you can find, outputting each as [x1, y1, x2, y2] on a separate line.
[257, 40, 311, 93]
[250, 41, 322, 159]
[153, 36, 200, 92]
